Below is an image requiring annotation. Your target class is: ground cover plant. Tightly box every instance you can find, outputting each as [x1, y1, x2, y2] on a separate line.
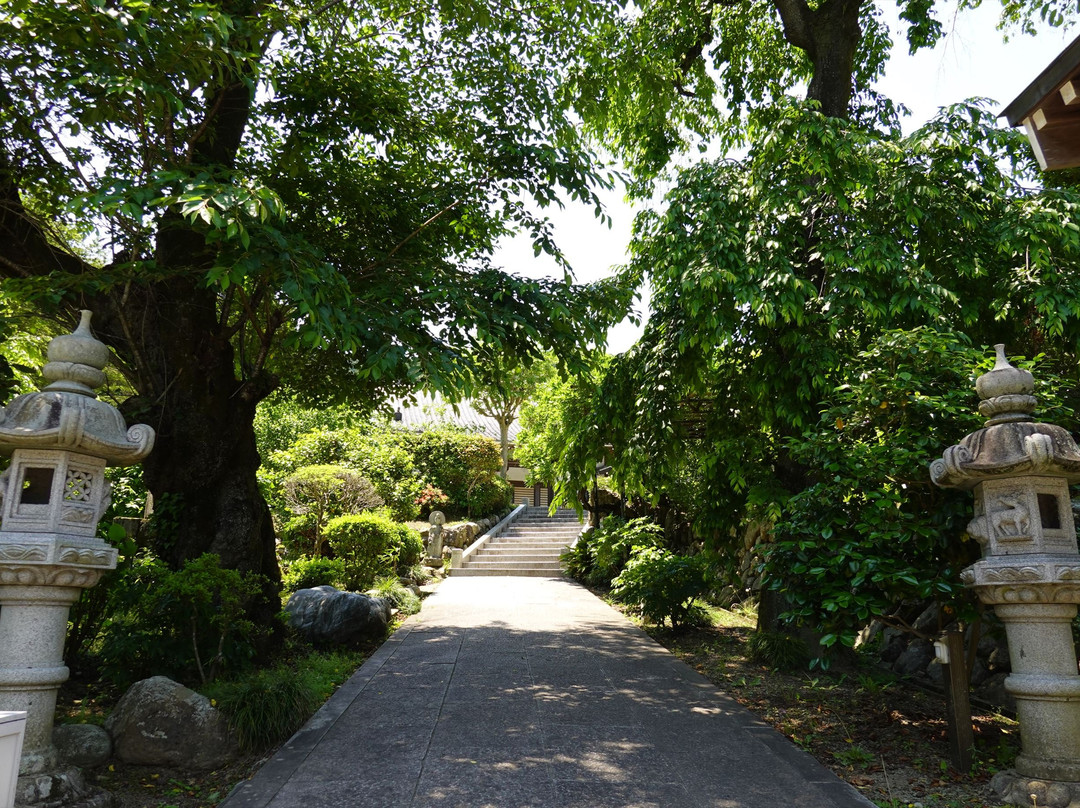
[56, 646, 374, 808]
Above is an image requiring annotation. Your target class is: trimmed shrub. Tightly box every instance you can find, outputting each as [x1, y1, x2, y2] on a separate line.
[325, 512, 423, 591]
[96, 553, 263, 688]
[611, 547, 710, 629]
[280, 465, 383, 557]
[282, 556, 345, 594]
[466, 476, 513, 517]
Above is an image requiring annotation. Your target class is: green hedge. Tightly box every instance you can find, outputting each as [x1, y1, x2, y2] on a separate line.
[325, 512, 423, 591]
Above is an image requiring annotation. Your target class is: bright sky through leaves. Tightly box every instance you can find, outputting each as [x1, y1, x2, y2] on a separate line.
[495, 2, 1075, 354]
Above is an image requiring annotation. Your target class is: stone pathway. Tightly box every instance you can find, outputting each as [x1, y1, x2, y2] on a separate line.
[222, 577, 875, 808]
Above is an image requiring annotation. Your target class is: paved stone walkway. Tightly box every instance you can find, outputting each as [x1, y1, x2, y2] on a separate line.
[222, 577, 875, 808]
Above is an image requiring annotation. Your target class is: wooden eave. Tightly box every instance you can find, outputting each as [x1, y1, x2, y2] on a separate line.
[1002, 33, 1080, 171]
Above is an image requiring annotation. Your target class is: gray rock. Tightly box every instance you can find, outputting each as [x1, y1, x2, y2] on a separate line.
[286, 585, 391, 645]
[879, 634, 906, 664]
[105, 676, 237, 769]
[976, 672, 1016, 713]
[912, 603, 940, 635]
[926, 661, 944, 685]
[53, 723, 112, 768]
[893, 639, 934, 676]
[969, 658, 990, 687]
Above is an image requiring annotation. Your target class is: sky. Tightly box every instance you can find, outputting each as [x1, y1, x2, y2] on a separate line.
[493, 2, 1077, 354]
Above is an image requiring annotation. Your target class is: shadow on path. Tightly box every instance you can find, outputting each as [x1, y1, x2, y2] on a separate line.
[221, 577, 874, 808]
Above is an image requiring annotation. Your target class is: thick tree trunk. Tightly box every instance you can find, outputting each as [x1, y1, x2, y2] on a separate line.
[805, 0, 863, 118]
[774, 0, 863, 119]
[91, 277, 281, 612]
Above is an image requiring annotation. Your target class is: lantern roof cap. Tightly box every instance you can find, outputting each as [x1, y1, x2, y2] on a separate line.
[931, 345, 1080, 489]
[0, 311, 154, 464]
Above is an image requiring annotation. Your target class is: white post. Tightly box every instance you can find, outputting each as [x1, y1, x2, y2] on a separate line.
[0, 712, 27, 808]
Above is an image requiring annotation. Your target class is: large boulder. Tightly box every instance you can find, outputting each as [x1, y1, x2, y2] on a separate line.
[53, 723, 112, 768]
[104, 676, 237, 769]
[286, 586, 391, 645]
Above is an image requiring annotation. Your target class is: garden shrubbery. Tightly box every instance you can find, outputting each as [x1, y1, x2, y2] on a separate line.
[563, 516, 711, 628]
[94, 552, 264, 688]
[325, 512, 424, 591]
[281, 556, 346, 594]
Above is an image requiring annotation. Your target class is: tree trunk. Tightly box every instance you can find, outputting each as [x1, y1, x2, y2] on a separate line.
[90, 276, 281, 620]
[805, 0, 863, 118]
[498, 418, 511, 479]
[774, 0, 863, 119]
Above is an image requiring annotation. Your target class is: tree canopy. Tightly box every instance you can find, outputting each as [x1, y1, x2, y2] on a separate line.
[521, 0, 1080, 649]
[0, 0, 632, 591]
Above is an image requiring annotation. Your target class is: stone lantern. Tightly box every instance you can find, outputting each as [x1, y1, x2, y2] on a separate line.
[931, 345, 1080, 807]
[0, 311, 154, 804]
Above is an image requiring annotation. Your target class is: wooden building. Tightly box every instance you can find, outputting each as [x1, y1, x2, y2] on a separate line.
[1003, 33, 1080, 171]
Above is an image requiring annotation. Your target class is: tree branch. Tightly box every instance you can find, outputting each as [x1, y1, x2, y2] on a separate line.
[773, 0, 815, 54]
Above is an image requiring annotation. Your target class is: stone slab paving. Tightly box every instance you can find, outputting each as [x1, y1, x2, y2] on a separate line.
[222, 577, 876, 808]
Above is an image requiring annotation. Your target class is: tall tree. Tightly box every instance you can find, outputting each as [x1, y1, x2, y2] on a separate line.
[473, 356, 555, 478]
[566, 0, 1080, 640]
[0, 0, 630, 596]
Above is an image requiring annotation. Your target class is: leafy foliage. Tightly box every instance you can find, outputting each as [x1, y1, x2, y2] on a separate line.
[281, 557, 346, 594]
[325, 513, 423, 591]
[560, 516, 666, 587]
[203, 650, 364, 753]
[473, 355, 557, 476]
[746, 630, 809, 671]
[0, 0, 634, 593]
[206, 663, 322, 753]
[96, 553, 264, 688]
[280, 465, 383, 557]
[763, 330, 1079, 651]
[370, 575, 422, 617]
[611, 546, 711, 628]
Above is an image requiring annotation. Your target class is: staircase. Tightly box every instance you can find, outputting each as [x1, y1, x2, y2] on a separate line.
[451, 507, 582, 577]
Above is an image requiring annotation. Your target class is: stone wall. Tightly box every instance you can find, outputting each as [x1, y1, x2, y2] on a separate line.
[419, 513, 506, 550]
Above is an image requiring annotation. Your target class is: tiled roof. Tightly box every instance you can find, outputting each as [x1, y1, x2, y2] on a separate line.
[390, 395, 521, 443]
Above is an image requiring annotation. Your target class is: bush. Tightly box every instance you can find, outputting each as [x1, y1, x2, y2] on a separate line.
[205, 663, 321, 752]
[325, 512, 423, 591]
[611, 546, 710, 628]
[746, 630, 809, 671]
[96, 553, 263, 688]
[466, 476, 513, 517]
[280, 465, 383, 557]
[350, 437, 424, 521]
[589, 516, 664, 587]
[561, 531, 595, 581]
[399, 428, 502, 518]
[371, 575, 422, 616]
[282, 556, 345, 593]
[415, 484, 449, 517]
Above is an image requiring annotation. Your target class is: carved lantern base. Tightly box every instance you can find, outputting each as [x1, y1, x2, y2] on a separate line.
[993, 771, 1080, 808]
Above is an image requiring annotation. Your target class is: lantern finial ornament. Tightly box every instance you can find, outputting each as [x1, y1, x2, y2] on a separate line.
[41, 310, 110, 397]
[975, 344, 1036, 426]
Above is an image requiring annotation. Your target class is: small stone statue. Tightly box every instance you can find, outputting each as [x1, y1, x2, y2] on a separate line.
[426, 510, 445, 565]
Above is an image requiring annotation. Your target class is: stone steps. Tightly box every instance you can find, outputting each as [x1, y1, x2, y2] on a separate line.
[451, 507, 582, 577]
